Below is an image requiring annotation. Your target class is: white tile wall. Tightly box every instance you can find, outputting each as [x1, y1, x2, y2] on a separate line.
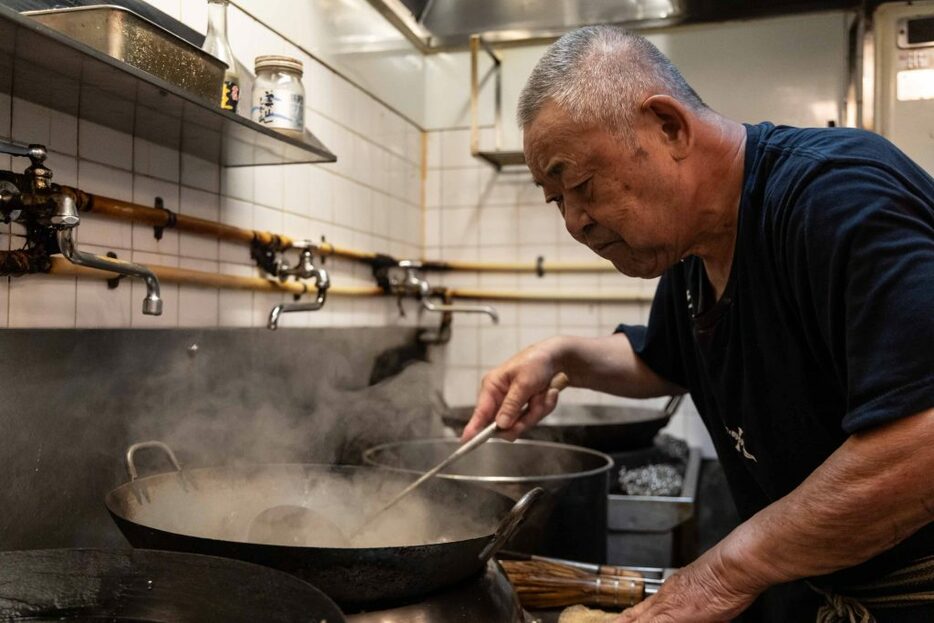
[9, 276, 77, 328]
[1, 0, 423, 334]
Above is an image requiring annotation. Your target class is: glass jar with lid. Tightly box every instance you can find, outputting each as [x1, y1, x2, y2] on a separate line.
[251, 55, 305, 138]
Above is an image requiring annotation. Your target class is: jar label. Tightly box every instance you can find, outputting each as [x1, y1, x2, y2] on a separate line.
[221, 79, 240, 113]
[252, 89, 304, 131]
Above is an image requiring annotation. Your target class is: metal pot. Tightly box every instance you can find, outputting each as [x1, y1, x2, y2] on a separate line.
[0, 548, 346, 622]
[105, 441, 542, 609]
[363, 438, 614, 563]
[444, 396, 683, 452]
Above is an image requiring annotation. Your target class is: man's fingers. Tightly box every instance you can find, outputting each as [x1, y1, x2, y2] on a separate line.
[461, 375, 507, 442]
[497, 391, 545, 441]
[542, 386, 561, 417]
[615, 598, 651, 622]
[494, 381, 534, 429]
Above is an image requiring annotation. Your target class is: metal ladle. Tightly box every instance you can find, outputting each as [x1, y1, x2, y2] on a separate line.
[353, 372, 570, 536]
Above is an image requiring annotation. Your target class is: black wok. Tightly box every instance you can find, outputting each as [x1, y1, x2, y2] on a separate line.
[0, 548, 345, 622]
[444, 396, 683, 452]
[105, 442, 541, 608]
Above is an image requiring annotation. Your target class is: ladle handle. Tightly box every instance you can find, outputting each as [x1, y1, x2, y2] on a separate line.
[479, 487, 545, 563]
[125, 441, 183, 481]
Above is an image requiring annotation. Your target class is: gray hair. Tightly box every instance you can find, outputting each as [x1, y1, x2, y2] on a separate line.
[517, 26, 707, 136]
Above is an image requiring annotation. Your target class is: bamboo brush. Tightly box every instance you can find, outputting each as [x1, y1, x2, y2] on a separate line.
[499, 550, 655, 578]
[500, 559, 662, 609]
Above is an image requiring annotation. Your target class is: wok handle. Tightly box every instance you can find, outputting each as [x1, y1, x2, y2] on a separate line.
[126, 441, 183, 481]
[479, 487, 545, 563]
[663, 394, 684, 418]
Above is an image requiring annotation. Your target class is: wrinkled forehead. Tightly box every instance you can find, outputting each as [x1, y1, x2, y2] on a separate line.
[523, 110, 579, 181]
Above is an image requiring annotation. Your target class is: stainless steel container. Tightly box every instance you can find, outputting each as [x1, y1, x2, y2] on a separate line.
[364, 438, 614, 563]
[607, 446, 701, 567]
[25, 6, 226, 103]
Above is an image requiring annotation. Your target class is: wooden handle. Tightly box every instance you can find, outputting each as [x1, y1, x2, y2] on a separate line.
[508, 574, 644, 609]
[500, 559, 646, 609]
[550, 372, 570, 392]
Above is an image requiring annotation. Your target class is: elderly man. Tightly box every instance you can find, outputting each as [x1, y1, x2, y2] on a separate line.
[460, 26, 934, 622]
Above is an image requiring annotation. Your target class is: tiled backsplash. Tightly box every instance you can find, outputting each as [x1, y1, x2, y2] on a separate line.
[0, 2, 423, 332]
[0, 0, 715, 454]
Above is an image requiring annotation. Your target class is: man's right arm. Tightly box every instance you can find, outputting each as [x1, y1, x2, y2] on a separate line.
[460, 333, 684, 442]
[558, 333, 684, 399]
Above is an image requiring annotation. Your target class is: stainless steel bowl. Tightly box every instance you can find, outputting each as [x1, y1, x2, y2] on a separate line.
[364, 438, 614, 563]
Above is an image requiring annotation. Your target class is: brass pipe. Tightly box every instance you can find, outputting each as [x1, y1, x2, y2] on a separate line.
[426, 259, 616, 273]
[449, 288, 651, 303]
[46, 258, 647, 303]
[48, 257, 382, 297]
[316, 241, 379, 262]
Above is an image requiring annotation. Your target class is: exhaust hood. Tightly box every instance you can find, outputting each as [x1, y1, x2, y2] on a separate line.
[368, 0, 862, 51]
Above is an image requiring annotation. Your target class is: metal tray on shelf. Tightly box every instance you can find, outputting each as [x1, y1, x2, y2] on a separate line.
[25, 5, 225, 103]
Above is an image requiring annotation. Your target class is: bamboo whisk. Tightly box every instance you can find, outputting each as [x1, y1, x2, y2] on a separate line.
[501, 559, 658, 609]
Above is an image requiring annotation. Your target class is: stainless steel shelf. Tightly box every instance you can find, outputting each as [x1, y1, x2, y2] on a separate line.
[0, 5, 337, 167]
[475, 149, 526, 170]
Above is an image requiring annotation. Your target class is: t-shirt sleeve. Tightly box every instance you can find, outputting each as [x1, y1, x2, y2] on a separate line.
[614, 273, 689, 389]
[782, 161, 934, 433]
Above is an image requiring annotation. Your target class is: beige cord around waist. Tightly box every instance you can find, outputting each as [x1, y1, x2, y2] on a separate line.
[810, 555, 934, 623]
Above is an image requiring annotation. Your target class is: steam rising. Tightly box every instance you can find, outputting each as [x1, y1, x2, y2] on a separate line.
[126, 344, 446, 468]
[111, 330, 513, 549]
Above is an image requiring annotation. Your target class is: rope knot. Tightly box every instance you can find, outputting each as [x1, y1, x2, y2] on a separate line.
[811, 583, 875, 623]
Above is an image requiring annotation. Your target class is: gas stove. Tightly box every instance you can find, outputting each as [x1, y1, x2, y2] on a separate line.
[346, 561, 525, 623]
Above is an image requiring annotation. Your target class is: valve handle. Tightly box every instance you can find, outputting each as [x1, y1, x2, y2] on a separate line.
[0, 139, 47, 165]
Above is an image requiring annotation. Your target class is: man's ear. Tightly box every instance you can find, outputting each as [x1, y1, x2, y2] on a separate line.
[641, 95, 693, 160]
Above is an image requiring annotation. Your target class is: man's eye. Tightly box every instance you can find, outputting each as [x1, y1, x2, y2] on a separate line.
[570, 178, 591, 193]
[547, 195, 565, 214]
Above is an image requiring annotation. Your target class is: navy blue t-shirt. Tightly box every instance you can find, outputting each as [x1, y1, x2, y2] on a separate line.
[617, 122, 934, 619]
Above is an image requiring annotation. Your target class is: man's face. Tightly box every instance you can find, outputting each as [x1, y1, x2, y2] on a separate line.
[523, 100, 691, 278]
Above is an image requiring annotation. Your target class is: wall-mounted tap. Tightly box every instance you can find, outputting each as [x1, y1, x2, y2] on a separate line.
[267, 242, 330, 330]
[0, 139, 162, 315]
[388, 260, 499, 323]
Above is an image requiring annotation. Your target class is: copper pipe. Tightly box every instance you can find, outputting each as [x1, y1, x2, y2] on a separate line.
[82, 193, 294, 249]
[72, 190, 616, 274]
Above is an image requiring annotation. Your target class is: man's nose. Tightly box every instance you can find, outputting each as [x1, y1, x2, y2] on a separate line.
[563, 199, 593, 240]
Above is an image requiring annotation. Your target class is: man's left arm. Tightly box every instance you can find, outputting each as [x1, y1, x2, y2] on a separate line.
[619, 406, 934, 623]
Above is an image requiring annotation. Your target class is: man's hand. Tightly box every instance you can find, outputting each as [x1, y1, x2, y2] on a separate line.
[618, 407, 934, 622]
[616, 549, 763, 623]
[461, 333, 684, 442]
[461, 337, 566, 442]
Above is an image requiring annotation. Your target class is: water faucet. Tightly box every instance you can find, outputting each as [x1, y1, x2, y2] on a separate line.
[0, 139, 163, 315]
[395, 260, 499, 323]
[267, 243, 330, 330]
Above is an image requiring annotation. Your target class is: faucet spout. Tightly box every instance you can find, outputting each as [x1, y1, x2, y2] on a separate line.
[421, 297, 499, 324]
[267, 267, 330, 330]
[56, 228, 163, 315]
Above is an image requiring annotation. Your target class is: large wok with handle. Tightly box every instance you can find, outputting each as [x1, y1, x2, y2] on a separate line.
[0, 548, 345, 622]
[105, 441, 543, 608]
